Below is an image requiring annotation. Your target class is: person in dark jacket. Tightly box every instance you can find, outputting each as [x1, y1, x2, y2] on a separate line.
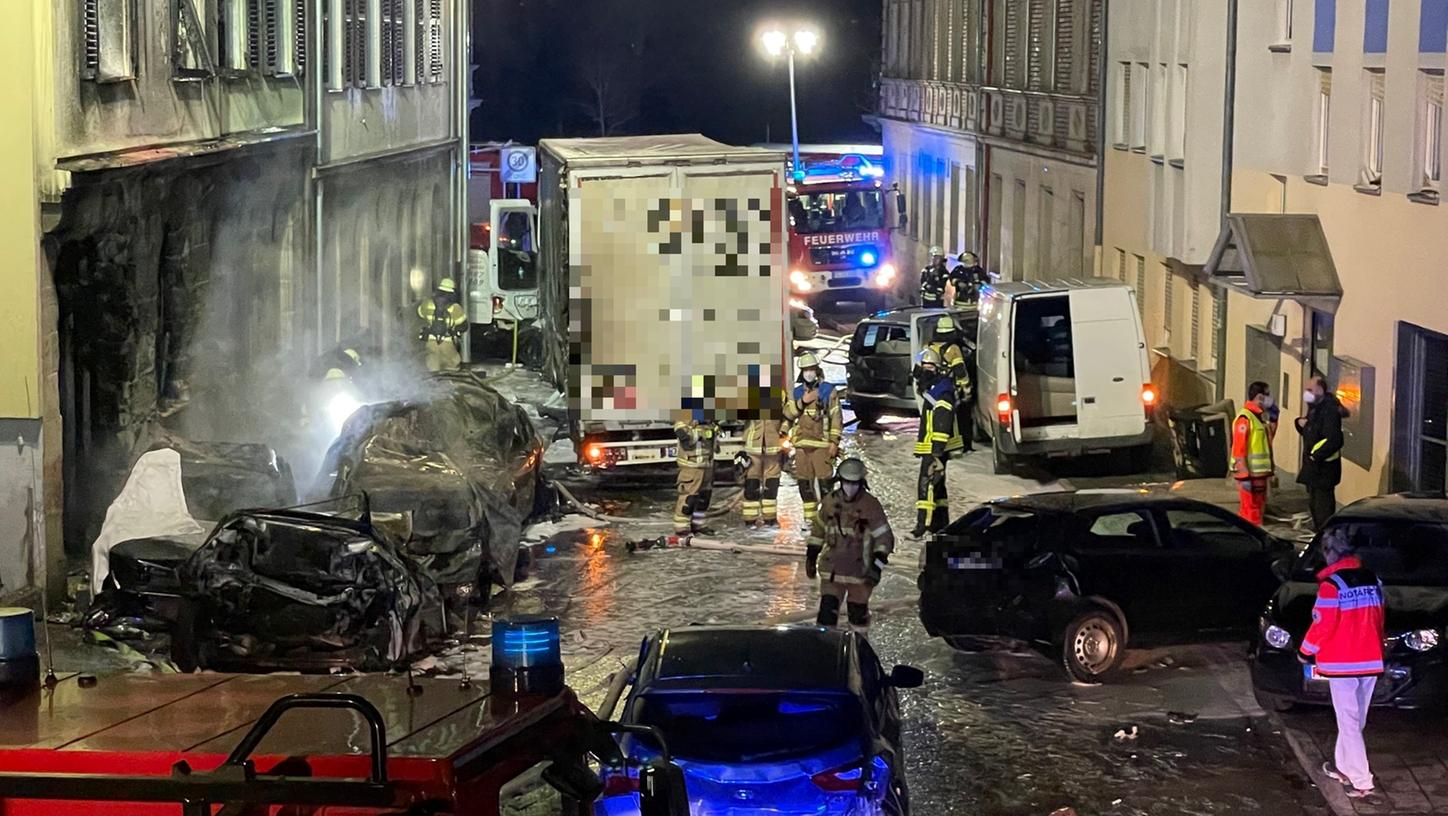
[1295, 375, 1346, 531]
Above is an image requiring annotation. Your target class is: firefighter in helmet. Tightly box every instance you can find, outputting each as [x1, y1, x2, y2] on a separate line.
[810, 457, 894, 635]
[673, 414, 719, 536]
[926, 315, 975, 453]
[418, 278, 467, 371]
[738, 402, 787, 528]
[948, 251, 989, 305]
[783, 352, 842, 576]
[912, 347, 963, 536]
[919, 246, 949, 308]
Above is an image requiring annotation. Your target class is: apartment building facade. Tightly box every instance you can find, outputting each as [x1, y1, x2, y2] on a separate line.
[1212, 0, 1448, 501]
[878, 0, 1103, 283]
[1, 0, 467, 602]
[1100, 0, 1232, 408]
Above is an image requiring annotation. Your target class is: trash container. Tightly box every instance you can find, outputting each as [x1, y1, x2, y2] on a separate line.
[1167, 403, 1231, 479]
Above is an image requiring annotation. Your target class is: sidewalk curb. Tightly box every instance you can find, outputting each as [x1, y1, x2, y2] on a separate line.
[1270, 710, 1355, 816]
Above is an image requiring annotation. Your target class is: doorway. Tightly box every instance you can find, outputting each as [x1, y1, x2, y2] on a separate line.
[1393, 322, 1448, 493]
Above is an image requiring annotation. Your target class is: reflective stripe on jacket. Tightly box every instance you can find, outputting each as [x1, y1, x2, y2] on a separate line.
[784, 382, 842, 447]
[1300, 556, 1386, 677]
[1231, 406, 1273, 478]
[674, 421, 718, 468]
[914, 377, 963, 456]
[808, 488, 895, 584]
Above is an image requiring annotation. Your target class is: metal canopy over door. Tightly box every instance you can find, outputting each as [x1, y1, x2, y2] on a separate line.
[1069, 286, 1147, 441]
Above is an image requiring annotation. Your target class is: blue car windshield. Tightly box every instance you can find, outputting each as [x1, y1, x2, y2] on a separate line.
[1294, 520, 1448, 586]
[633, 691, 863, 763]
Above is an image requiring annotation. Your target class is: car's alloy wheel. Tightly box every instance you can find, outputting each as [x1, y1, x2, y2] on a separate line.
[1061, 610, 1123, 683]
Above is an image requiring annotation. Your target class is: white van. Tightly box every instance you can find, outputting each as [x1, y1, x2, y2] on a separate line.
[974, 279, 1156, 473]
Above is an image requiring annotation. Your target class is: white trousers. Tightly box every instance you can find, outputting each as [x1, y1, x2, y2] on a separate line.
[1328, 675, 1378, 791]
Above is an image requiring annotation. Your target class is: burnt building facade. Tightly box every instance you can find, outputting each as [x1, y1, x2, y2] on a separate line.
[1, 0, 468, 602]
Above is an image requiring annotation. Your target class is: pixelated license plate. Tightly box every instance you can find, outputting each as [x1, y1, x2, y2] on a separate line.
[628, 446, 676, 462]
[1303, 665, 1327, 684]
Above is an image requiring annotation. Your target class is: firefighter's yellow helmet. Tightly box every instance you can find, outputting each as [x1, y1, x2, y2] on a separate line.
[323, 367, 348, 382]
[437, 277, 456, 294]
[935, 315, 957, 333]
[796, 352, 821, 370]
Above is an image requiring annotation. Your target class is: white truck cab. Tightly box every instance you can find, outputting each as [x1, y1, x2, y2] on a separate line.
[469, 199, 541, 326]
[975, 278, 1157, 474]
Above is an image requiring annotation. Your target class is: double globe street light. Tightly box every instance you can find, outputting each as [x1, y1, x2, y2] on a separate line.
[759, 25, 820, 181]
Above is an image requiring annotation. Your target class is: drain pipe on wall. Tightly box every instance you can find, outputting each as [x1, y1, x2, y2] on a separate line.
[1214, 0, 1238, 403]
[1092, 0, 1110, 254]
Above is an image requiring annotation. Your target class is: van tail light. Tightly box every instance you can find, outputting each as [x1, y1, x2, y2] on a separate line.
[1141, 384, 1158, 414]
[995, 393, 1013, 425]
[492, 296, 505, 314]
[810, 761, 864, 792]
[601, 770, 639, 797]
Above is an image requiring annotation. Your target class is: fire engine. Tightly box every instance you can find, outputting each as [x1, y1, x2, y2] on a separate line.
[782, 149, 904, 310]
[0, 617, 689, 816]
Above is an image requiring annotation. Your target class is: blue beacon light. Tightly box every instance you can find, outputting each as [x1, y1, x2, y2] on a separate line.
[491, 615, 565, 696]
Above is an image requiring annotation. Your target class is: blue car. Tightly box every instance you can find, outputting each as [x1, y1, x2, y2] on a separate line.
[597, 625, 923, 816]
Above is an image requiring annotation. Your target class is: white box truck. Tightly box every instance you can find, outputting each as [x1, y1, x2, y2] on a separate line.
[975, 279, 1157, 474]
[534, 135, 792, 471]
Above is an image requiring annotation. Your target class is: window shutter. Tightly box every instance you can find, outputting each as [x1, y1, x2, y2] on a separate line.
[1088, 0, 1102, 93]
[380, 0, 393, 84]
[294, 0, 306, 73]
[83, 0, 101, 77]
[1190, 276, 1201, 357]
[1163, 268, 1174, 335]
[415, 0, 427, 81]
[1054, 0, 1074, 90]
[1004, 1, 1021, 86]
[428, 0, 442, 82]
[1135, 256, 1146, 313]
[1027, 0, 1045, 89]
[393, 0, 406, 84]
[247, 0, 263, 70]
[264, 0, 280, 73]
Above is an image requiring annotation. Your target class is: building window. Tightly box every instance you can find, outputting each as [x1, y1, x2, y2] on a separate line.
[1364, 0, 1389, 54]
[1150, 63, 1166, 155]
[82, 0, 138, 81]
[343, 0, 365, 86]
[1132, 62, 1149, 150]
[217, 0, 304, 76]
[1314, 68, 1332, 177]
[1418, 70, 1444, 193]
[1114, 62, 1131, 147]
[1171, 64, 1188, 161]
[1363, 69, 1385, 188]
[1310, 309, 1335, 378]
[1423, 0, 1448, 53]
[1313, 0, 1336, 53]
[426, 0, 444, 82]
[219, 0, 249, 73]
[173, 0, 214, 79]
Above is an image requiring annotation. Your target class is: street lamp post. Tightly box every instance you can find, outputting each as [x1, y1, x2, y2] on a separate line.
[761, 26, 819, 181]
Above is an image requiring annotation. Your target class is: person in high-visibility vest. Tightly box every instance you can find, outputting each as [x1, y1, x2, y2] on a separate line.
[911, 347, 963, 537]
[672, 418, 719, 536]
[1295, 374, 1347, 532]
[784, 353, 842, 577]
[417, 278, 467, 371]
[739, 408, 787, 528]
[1231, 381, 1276, 525]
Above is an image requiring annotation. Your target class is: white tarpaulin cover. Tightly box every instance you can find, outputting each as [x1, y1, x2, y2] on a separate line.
[90, 449, 206, 594]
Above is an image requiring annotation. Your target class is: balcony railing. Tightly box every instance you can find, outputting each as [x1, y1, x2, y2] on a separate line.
[879, 77, 1097, 157]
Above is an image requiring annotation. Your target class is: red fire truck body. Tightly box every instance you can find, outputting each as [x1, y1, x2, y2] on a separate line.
[783, 151, 899, 307]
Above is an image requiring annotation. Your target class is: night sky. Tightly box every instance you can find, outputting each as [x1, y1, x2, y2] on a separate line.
[471, 0, 883, 146]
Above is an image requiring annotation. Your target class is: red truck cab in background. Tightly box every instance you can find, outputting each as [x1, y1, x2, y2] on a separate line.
[781, 148, 902, 311]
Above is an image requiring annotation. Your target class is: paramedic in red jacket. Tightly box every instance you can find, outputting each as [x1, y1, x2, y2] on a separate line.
[1299, 529, 1386, 799]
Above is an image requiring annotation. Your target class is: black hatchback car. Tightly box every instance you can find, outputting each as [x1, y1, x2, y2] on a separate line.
[1251, 493, 1448, 711]
[918, 491, 1294, 682]
[599, 626, 923, 815]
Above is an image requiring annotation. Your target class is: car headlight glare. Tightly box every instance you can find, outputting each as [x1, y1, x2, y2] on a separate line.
[1263, 624, 1293, 650]
[1405, 629, 1441, 652]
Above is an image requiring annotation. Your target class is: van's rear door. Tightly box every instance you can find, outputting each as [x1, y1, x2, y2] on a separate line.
[1068, 286, 1148, 440]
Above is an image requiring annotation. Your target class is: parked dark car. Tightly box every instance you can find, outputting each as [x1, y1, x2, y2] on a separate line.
[918, 490, 1294, 682]
[845, 306, 976, 427]
[597, 626, 923, 816]
[1251, 493, 1448, 711]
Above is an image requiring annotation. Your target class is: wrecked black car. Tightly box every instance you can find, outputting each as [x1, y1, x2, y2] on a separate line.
[320, 370, 544, 599]
[918, 491, 1292, 683]
[171, 498, 442, 673]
